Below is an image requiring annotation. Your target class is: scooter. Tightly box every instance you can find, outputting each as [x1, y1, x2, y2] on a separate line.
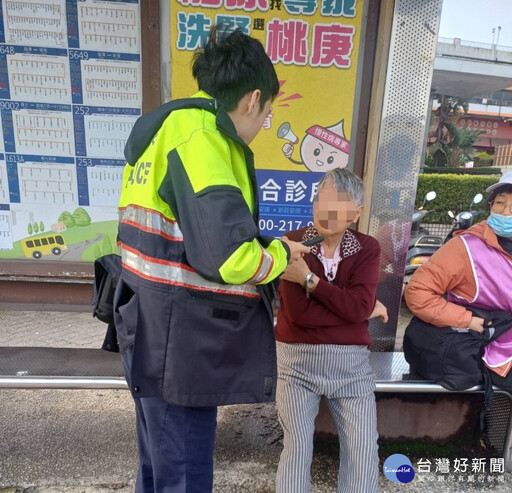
[444, 193, 484, 243]
[405, 191, 444, 278]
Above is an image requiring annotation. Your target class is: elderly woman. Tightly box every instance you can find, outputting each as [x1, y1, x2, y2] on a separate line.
[275, 168, 386, 493]
[406, 172, 512, 385]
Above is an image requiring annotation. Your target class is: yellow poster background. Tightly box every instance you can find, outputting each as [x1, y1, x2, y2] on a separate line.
[170, 1, 363, 172]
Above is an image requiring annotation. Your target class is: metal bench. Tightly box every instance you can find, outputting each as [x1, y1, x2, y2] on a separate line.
[1, 347, 511, 470]
[371, 351, 512, 471]
[0, 346, 127, 389]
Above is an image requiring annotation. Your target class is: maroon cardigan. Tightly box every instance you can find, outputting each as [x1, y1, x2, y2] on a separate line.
[275, 227, 381, 346]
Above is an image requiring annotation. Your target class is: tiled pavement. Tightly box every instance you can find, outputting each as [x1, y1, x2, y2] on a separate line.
[2, 309, 512, 492]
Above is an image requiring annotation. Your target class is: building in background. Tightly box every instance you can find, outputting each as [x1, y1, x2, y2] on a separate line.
[430, 37, 512, 164]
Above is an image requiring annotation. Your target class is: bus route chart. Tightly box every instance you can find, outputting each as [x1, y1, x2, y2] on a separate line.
[0, 0, 141, 260]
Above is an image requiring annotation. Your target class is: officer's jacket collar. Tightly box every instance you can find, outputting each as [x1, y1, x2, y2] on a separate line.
[123, 90, 252, 166]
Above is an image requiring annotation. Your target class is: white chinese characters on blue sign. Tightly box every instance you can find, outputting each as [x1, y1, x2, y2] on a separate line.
[257, 170, 322, 236]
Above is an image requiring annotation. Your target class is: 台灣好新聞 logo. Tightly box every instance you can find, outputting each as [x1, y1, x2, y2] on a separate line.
[383, 454, 415, 483]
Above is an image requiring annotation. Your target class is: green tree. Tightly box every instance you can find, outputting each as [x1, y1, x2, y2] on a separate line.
[27, 223, 33, 236]
[58, 211, 75, 228]
[72, 207, 92, 227]
[93, 245, 101, 259]
[33, 221, 39, 234]
[429, 122, 483, 168]
[102, 234, 113, 255]
[39, 221, 44, 233]
[427, 95, 483, 168]
[447, 123, 483, 167]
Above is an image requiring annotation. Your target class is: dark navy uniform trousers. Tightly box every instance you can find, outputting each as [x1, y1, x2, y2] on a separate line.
[122, 346, 217, 492]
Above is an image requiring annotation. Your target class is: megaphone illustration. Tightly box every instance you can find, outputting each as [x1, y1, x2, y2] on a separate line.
[277, 122, 299, 145]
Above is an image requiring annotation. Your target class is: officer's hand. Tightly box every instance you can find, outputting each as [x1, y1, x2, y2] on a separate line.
[281, 237, 310, 263]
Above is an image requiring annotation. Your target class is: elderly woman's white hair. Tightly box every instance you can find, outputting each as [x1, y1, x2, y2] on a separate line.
[315, 168, 364, 207]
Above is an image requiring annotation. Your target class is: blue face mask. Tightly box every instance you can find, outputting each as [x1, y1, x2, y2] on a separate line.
[487, 212, 512, 238]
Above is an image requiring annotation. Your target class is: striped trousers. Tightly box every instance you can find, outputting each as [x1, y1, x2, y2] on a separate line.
[275, 342, 379, 493]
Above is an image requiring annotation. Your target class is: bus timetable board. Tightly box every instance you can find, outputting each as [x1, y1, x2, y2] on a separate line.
[0, 0, 142, 262]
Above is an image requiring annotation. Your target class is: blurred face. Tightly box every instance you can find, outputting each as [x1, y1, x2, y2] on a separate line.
[313, 182, 363, 237]
[490, 191, 512, 216]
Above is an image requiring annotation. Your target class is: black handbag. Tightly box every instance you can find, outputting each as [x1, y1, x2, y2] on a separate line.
[403, 307, 512, 428]
[404, 307, 512, 391]
[92, 254, 122, 352]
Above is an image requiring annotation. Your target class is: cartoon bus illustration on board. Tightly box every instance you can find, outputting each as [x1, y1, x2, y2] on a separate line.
[21, 234, 67, 259]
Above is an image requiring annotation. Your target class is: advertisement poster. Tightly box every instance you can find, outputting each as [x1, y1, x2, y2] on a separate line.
[170, 0, 364, 235]
[0, 0, 141, 261]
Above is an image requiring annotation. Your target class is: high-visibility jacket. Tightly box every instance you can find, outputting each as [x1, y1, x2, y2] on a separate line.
[114, 92, 289, 406]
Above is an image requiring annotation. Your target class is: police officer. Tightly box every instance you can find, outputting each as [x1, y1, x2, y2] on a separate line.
[115, 27, 309, 492]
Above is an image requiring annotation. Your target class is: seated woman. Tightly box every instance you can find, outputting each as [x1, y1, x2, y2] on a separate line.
[405, 171, 512, 384]
[275, 168, 387, 493]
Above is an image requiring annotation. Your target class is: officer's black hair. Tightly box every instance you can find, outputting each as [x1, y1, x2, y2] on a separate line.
[192, 27, 279, 112]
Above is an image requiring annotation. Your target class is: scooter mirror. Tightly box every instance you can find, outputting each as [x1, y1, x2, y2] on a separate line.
[448, 211, 455, 219]
[425, 191, 436, 202]
[472, 193, 483, 205]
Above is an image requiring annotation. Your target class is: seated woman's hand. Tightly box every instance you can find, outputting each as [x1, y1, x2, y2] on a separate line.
[370, 300, 389, 323]
[280, 257, 310, 286]
[468, 316, 485, 333]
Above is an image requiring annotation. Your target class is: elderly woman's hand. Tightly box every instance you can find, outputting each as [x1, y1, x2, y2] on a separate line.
[468, 316, 485, 333]
[280, 257, 311, 286]
[369, 300, 389, 323]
